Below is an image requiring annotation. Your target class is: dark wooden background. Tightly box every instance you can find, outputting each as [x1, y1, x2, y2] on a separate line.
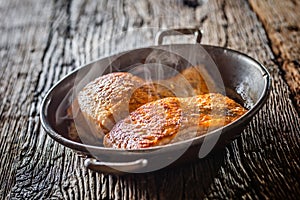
[1, 0, 299, 199]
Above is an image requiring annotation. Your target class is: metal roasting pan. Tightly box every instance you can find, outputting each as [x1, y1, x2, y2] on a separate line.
[40, 28, 271, 174]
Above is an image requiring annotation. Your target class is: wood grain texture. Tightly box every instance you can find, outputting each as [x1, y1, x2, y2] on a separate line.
[0, 0, 299, 199]
[249, 0, 300, 113]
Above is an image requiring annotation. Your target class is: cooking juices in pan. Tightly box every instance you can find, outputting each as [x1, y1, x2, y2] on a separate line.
[67, 66, 248, 149]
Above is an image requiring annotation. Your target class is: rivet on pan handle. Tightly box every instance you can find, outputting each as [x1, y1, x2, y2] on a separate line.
[155, 28, 203, 45]
[84, 158, 148, 173]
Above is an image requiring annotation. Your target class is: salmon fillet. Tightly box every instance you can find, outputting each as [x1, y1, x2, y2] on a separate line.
[103, 93, 247, 149]
[77, 72, 159, 136]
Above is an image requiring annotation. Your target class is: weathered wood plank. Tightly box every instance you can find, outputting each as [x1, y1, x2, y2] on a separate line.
[0, 0, 299, 199]
[206, 0, 300, 198]
[0, 0, 53, 199]
[249, 0, 300, 113]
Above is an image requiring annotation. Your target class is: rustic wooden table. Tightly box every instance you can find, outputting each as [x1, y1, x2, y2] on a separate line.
[1, 0, 299, 199]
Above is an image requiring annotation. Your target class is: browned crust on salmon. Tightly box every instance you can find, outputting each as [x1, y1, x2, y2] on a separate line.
[103, 93, 247, 149]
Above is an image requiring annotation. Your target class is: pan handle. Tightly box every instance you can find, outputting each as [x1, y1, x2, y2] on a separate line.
[84, 158, 148, 173]
[155, 28, 203, 45]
